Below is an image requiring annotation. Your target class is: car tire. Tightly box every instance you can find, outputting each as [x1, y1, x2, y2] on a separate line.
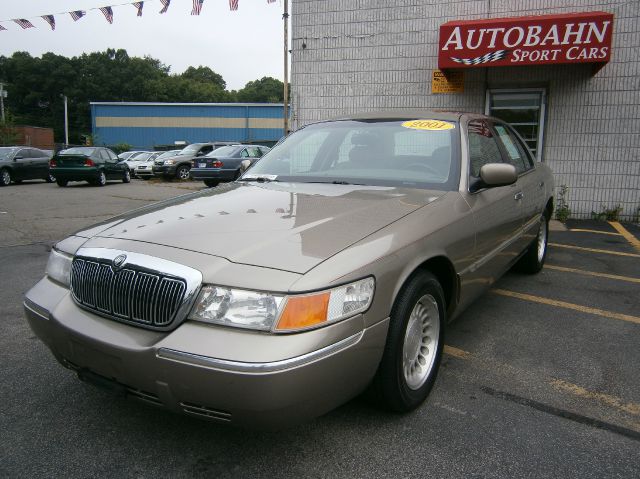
[45, 172, 55, 183]
[204, 179, 219, 187]
[123, 169, 131, 183]
[0, 168, 12, 186]
[373, 271, 445, 412]
[56, 179, 68, 187]
[96, 171, 107, 187]
[516, 210, 549, 274]
[176, 165, 190, 180]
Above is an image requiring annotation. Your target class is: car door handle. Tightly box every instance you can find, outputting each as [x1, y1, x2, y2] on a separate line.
[514, 192, 524, 201]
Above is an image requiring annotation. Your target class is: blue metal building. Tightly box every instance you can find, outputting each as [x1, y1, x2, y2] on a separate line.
[90, 102, 285, 149]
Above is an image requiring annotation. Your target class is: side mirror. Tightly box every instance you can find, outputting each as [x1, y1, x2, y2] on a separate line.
[479, 163, 517, 188]
[240, 159, 251, 173]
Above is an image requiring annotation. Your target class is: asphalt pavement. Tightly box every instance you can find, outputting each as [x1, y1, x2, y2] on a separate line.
[1, 180, 639, 478]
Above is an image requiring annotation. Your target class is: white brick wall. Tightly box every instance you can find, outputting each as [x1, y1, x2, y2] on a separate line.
[291, 0, 640, 220]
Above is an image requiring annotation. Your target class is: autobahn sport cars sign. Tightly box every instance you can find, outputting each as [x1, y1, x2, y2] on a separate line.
[438, 11, 613, 69]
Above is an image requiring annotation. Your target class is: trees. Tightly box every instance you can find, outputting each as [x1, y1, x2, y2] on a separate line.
[0, 50, 283, 144]
[235, 77, 285, 103]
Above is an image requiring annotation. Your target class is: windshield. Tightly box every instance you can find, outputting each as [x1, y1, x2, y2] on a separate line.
[156, 150, 181, 159]
[60, 147, 95, 156]
[0, 147, 17, 159]
[129, 151, 149, 160]
[245, 119, 460, 190]
[205, 145, 240, 157]
[178, 144, 205, 155]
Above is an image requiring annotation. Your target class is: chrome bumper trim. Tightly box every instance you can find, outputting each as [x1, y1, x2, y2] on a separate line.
[157, 331, 363, 374]
[23, 299, 50, 321]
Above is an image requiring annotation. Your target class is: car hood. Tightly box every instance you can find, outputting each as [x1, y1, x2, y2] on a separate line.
[80, 182, 445, 274]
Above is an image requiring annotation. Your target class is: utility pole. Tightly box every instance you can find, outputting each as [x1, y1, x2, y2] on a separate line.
[0, 82, 6, 123]
[283, 0, 289, 135]
[63, 95, 69, 146]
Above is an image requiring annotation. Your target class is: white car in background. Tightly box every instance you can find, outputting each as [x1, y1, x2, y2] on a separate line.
[135, 150, 181, 179]
[122, 152, 154, 174]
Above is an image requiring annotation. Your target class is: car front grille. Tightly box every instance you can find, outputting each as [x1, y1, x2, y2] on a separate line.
[71, 257, 188, 329]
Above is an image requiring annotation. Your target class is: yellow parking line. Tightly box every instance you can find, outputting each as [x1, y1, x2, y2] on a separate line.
[570, 228, 622, 236]
[550, 378, 640, 417]
[444, 345, 472, 359]
[492, 289, 640, 325]
[549, 242, 640, 258]
[545, 264, 640, 284]
[609, 221, 640, 253]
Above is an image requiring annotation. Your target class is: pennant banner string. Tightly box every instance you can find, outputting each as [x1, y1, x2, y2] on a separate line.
[0, 0, 278, 27]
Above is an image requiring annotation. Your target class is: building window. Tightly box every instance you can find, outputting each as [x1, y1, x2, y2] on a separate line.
[485, 89, 546, 161]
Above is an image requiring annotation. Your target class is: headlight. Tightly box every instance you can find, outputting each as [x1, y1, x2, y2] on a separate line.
[164, 159, 176, 165]
[189, 287, 284, 331]
[46, 248, 73, 287]
[189, 277, 375, 332]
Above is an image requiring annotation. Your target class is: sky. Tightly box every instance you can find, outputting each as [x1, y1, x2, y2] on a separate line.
[0, 0, 287, 90]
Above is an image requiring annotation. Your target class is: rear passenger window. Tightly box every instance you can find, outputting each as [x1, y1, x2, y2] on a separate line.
[468, 120, 503, 177]
[494, 124, 529, 174]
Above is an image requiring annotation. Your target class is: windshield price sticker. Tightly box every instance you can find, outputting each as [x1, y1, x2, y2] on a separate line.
[402, 120, 456, 131]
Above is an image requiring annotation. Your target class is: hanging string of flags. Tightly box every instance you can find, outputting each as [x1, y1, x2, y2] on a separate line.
[0, 0, 277, 31]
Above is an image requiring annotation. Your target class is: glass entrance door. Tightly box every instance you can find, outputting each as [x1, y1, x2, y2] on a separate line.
[485, 89, 546, 161]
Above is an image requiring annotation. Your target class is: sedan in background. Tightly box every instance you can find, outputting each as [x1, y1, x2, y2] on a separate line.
[135, 150, 181, 179]
[121, 152, 154, 175]
[0, 146, 54, 186]
[24, 111, 553, 428]
[50, 147, 131, 187]
[190, 144, 271, 187]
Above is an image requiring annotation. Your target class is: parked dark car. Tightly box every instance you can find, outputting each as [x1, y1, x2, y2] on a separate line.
[151, 143, 219, 180]
[190, 144, 271, 187]
[0, 146, 54, 186]
[50, 147, 130, 187]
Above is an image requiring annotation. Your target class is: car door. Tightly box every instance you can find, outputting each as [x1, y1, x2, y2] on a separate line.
[462, 119, 524, 282]
[102, 149, 121, 179]
[30, 148, 50, 179]
[12, 148, 34, 181]
[493, 123, 545, 241]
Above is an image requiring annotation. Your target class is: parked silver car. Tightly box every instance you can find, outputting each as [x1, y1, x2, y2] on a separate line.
[24, 111, 554, 428]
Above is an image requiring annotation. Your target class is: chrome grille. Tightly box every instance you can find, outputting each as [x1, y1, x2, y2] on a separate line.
[71, 257, 187, 328]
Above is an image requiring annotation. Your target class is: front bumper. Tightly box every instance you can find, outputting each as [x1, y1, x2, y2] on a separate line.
[24, 276, 388, 429]
[190, 167, 236, 182]
[152, 165, 177, 176]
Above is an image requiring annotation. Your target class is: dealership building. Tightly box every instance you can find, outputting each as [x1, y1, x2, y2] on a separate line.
[290, 0, 639, 220]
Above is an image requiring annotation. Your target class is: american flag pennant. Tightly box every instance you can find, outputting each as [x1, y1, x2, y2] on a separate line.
[0, 24, 6, 32]
[70, 10, 85, 21]
[42, 15, 56, 31]
[100, 6, 114, 24]
[14, 19, 35, 29]
[192, 0, 205, 15]
[133, 2, 144, 17]
[159, 0, 171, 14]
[229, 0, 238, 11]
